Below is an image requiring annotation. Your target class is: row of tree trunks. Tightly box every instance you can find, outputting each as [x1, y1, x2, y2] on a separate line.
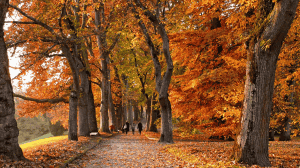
[0, 0, 25, 159]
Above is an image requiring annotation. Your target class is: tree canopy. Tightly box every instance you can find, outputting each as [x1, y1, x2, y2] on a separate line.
[2, 0, 300, 166]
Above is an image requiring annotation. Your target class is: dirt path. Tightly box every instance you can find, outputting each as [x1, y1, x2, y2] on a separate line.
[77, 132, 187, 168]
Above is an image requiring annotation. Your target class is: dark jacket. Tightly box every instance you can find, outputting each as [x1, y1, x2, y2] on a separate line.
[125, 122, 130, 131]
[138, 122, 143, 130]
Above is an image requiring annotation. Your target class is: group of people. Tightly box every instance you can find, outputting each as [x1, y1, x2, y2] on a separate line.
[122, 121, 143, 135]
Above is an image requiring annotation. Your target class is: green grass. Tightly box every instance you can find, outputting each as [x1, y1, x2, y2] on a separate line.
[20, 133, 54, 145]
[20, 131, 68, 145]
[20, 135, 68, 150]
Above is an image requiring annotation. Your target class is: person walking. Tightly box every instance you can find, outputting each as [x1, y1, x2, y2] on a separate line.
[125, 121, 130, 134]
[132, 124, 135, 135]
[137, 121, 143, 135]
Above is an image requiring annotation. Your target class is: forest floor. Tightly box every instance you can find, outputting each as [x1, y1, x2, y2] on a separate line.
[1, 131, 300, 167]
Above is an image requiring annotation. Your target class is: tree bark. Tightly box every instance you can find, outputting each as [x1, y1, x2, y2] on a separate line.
[279, 116, 291, 141]
[112, 65, 123, 130]
[99, 62, 110, 132]
[149, 93, 158, 132]
[269, 129, 275, 141]
[140, 106, 144, 119]
[87, 80, 98, 132]
[108, 68, 117, 131]
[61, 44, 80, 140]
[128, 100, 133, 125]
[122, 74, 129, 123]
[145, 97, 151, 131]
[0, 0, 25, 160]
[133, 102, 139, 122]
[68, 91, 78, 141]
[233, 0, 298, 166]
[116, 104, 123, 130]
[78, 70, 90, 136]
[94, 1, 110, 133]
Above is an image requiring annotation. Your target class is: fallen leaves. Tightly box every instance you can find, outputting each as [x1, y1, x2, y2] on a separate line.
[162, 137, 300, 167]
[0, 134, 101, 168]
[1, 131, 299, 167]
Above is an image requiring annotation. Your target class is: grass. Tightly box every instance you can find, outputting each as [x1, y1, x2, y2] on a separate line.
[20, 133, 53, 145]
[20, 135, 68, 150]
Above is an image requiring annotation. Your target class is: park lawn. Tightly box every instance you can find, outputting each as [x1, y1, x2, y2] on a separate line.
[20, 134, 67, 150]
[1, 134, 104, 167]
[145, 132, 300, 168]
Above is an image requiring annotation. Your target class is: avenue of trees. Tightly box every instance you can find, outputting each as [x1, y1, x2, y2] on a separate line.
[0, 0, 300, 166]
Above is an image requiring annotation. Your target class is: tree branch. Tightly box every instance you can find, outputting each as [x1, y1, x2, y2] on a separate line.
[6, 40, 27, 48]
[9, 4, 56, 34]
[4, 21, 37, 24]
[107, 33, 120, 54]
[13, 93, 68, 104]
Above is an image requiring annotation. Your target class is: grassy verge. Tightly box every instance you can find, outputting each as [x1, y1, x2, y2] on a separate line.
[1, 133, 110, 167]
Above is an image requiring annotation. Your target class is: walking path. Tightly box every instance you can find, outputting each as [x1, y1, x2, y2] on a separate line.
[77, 131, 187, 168]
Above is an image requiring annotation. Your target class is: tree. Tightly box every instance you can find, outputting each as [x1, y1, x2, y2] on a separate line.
[169, 1, 245, 139]
[7, 0, 100, 140]
[233, 0, 299, 166]
[129, 0, 174, 142]
[0, 0, 25, 160]
[93, 0, 121, 133]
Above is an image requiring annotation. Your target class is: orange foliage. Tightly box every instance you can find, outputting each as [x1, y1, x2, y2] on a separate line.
[6, 0, 300, 138]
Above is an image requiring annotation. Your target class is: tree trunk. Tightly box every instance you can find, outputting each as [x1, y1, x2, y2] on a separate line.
[87, 80, 98, 132]
[108, 69, 117, 131]
[116, 104, 123, 130]
[269, 129, 275, 141]
[112, 65, 123, 130]
[128, 100, 133, 125]
[133, 103, 139, 122]
[123, 103, 127, 126]
[279, 116, 291, 141]
[140, 106, 144, 119]
[233, 0, 298, 166]
[78, 70, 90, 136]
[0, 0, 25, 160]
[145, 97, 151, 131]
[99, 70, 110, 132]
[122, 75, 129, 123]
[94, 1, 118, 133]
[149, 94, 158, 132]
[61, 44, 80, 140]
[131, 1, 174, 142]
[68, 91, 78, 141]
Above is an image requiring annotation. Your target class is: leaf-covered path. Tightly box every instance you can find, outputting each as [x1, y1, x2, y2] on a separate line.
[77, 132, 187, 167]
